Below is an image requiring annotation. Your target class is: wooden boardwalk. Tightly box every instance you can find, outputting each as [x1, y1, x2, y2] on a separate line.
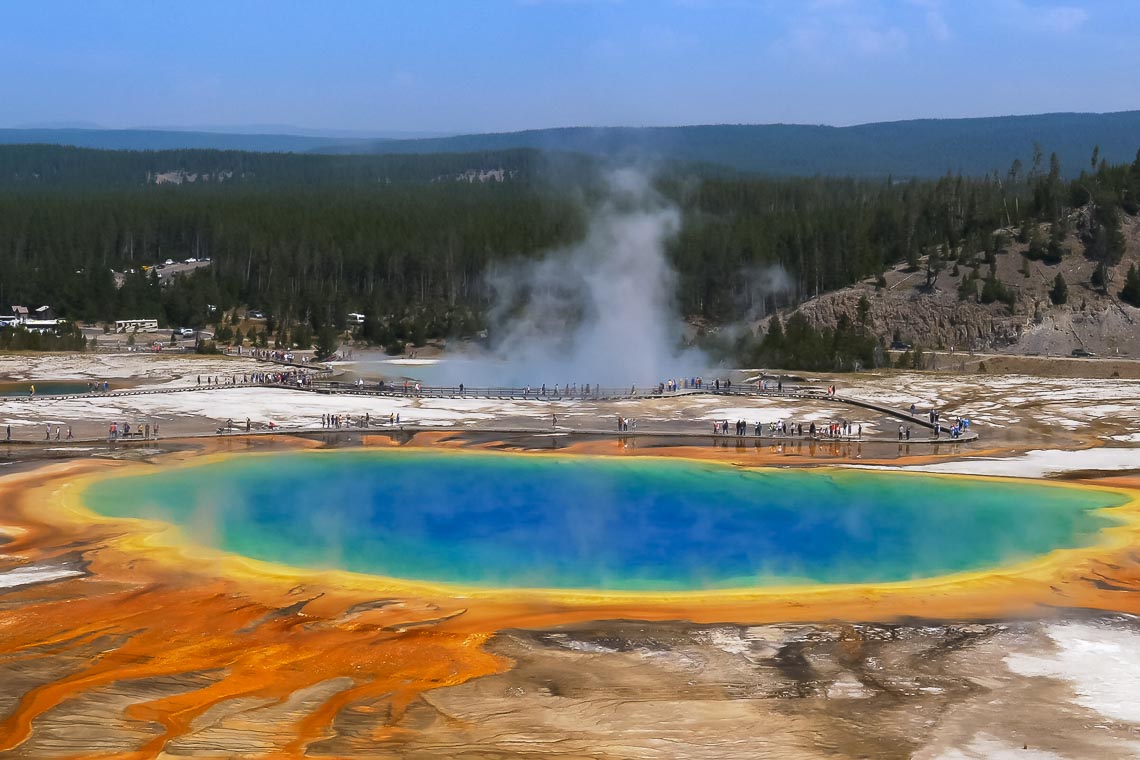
[5, 381, 977, 445]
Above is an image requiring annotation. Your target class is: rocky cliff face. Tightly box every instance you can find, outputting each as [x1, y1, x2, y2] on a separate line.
[793, 291, 1027, 352]
[760, 215, 1140, 359]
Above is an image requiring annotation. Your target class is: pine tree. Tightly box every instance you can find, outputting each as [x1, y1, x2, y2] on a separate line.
[1121, 264, 1140, 308]
[924, 246, 944, 289]
[1091, 262, 1108, 292]
[314, 325, 339, 361]
[1049, 272, 1068, 305]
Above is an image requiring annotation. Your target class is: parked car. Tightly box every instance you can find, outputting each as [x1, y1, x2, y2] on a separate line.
[179, 327, 195, 337]
[1071, 348, 1096, 358]
[890, 341, 912, 351]
[248, 310, 266, 319]
[164, 259, 174, 265]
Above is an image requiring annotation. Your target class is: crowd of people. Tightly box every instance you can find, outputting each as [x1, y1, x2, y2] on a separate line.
[712, 419, 863, 439]
[107, 421, 159, 441]
[319, 412, 403, 429]
[196, 369, 314, 387]
[907, 405, 972, 439]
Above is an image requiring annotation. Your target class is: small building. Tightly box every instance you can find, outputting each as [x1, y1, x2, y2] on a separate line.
[24, 318, 66, 333]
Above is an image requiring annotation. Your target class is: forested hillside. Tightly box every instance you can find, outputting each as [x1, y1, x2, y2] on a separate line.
[0, 143, 1137, 363]
[0, 144, 590, 188]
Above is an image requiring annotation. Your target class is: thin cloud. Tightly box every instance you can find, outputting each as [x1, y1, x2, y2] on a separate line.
[1000, 0, 1089, 34]
[771, 4, 909, 64]
[908, 0, 952, 41]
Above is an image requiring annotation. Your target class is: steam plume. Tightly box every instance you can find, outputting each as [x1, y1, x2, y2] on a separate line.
[455, 169, 709, 386]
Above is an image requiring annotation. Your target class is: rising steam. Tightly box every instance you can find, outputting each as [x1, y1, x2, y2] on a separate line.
[453, 169, 709, 386]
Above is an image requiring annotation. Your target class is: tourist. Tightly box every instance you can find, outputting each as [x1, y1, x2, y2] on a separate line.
[5, 425, 9, 441]
[898, 424, 903, 441]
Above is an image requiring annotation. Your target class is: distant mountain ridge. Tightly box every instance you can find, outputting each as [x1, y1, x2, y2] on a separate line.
[331, 112, 1140, 178]
[0, 128, 362, 154]
[3, 111, 1139, 177]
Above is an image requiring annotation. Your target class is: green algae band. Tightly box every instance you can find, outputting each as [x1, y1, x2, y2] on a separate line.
[81, 452, 1124, 591]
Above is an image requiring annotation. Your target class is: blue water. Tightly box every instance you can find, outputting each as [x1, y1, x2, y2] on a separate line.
[0, 381, 97, 397]
[80, 450, 1124, 591]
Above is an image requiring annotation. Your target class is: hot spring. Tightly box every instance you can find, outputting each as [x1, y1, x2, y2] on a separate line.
[79, 451, 1125, 592]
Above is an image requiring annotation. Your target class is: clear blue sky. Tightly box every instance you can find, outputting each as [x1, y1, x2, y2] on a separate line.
[2, 0, 1136, 134]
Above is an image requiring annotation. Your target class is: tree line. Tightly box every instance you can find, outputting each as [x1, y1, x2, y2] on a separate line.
[0, 144, 1136, 361]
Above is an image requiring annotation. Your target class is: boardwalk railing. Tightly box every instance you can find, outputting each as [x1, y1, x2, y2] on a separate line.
[9, 380, 966, 435]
